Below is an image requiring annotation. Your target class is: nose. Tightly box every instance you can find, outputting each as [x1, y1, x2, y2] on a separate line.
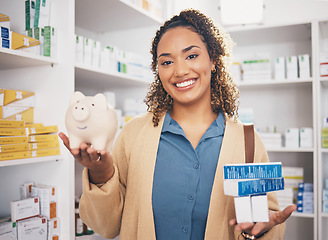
[72, 104, 90, 121]
[174, 59, 189, 77]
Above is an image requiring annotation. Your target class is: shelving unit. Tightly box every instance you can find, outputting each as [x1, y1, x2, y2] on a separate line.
[1, 0, 75, 239]
[317, 20, 328, 240]
[228, 22, 318, 240]
[1, 0, 327, 239]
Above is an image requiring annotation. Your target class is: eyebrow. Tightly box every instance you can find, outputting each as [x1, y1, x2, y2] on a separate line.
[158, 45, 200, 58]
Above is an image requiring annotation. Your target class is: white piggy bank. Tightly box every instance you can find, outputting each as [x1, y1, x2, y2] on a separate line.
[65, 91, 118, 151]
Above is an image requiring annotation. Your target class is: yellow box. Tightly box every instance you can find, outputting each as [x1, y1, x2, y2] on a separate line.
[0, 143, 29, 153]
[0, 151, 29, 161]
[28, 134, 58, 143]
[0, 136, 28, 144]
[0, 119, 25, 128]
[11, 31, 40, 50]
[0, 127, 28, 136]
[0, 106, 34, 123]
[29, 148, 60, 158]
[29, 140, 59, 150]
[27, 125, 58, 135]
[0, 89, 35, 107]
[26, 123, 43, 128]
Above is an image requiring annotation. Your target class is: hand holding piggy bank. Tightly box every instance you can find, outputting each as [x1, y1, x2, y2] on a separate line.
[65, 91, 118, 152]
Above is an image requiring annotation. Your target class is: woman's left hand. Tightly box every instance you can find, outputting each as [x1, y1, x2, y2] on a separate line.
[229, 204, 297, 238]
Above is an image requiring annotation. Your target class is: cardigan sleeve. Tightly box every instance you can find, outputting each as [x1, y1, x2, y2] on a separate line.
[79, 128, 129, 239]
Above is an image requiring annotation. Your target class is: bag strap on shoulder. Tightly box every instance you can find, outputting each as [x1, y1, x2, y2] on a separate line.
[243, 124, 255, 164]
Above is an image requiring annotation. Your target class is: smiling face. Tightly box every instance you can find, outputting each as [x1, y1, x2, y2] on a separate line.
[157, 26, 215, 109]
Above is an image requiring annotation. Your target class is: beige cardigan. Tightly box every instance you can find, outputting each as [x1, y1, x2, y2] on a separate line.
[79, 113, 286, 239]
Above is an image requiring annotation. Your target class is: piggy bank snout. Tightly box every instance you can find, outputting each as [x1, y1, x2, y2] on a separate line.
[72, 104, 90, 121]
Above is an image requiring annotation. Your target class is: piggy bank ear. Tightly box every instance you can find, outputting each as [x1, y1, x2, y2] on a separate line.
[69, 91, 85, 105]
[94, 93, 108, 110]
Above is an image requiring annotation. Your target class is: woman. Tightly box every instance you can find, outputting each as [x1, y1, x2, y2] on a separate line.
[59, 9, 295, 240]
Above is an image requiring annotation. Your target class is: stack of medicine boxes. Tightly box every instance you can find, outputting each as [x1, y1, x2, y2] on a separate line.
[0, 89, 60, 161]
[297, 183, 314, 213]
[323, 179, 328, 213]
[223, 162, 284, 223]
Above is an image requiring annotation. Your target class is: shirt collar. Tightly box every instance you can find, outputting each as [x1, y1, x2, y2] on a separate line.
[162, 111, 226, 138]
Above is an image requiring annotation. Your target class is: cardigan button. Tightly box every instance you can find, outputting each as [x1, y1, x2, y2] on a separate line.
[193, 164, 199, 169]
[182, 226, 188, 233]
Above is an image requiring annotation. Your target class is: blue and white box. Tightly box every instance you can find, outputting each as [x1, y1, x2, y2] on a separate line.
[224, 177, 285, 196]
[223, 162, 282, 180]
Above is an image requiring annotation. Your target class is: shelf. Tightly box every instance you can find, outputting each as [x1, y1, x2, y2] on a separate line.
[291, 212, 314, 218]
[320, 77, 328, 87]
[0, 48, 56, 70]
[75, 64, 151, 88]
[321, 148, 328, 153]
[75, 0, 162, 33]
[321, 213, 328, 218]
[0, 155, 63, 167]
[267, 147, 314, 153]
[237, 78, 312, 89]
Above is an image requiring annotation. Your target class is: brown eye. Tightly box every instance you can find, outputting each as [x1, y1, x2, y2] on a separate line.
[92, 104, 95, 106]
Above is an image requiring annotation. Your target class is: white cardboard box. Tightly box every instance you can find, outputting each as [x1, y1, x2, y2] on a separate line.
[11, 197, 40, 222]
[300, 127, 313, 148]
[286, 56, 298, 79]
[274, 57, 286, 80]
[298, 54, 311, 79]
[17, 216, 47, 240]
[251, 194, 269, 222]
[47, 218, 59, 240]
[0, 220, 17, 240]
[285, 128, 299, 148]
[234, 196, 253, 223]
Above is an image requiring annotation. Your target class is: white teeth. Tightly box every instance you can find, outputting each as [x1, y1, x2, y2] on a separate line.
[176, 80, 195, 88]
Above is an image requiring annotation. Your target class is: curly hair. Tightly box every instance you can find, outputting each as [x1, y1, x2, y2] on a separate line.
[144, 9, 239, 127]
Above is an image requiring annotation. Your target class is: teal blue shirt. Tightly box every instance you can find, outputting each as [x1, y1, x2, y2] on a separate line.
[152, 111, 225, 240]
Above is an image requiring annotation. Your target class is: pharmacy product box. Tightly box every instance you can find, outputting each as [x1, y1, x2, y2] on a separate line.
[0, 37, 10, 49]
[75, 35, 84, 64]
[274, 57, 286, 80]
[323, 201, 328, 213]
[298, 54, 311, 79]
[234, 196, 253, 223]
[0, 127, 28, 136]
[224, 177, 284, 196]
[29, 134, 58, 143]
[0, 26, 9, 39]
[0, 89, 35, 107]
[286, 56, 298, 79]
[31, 185, 57, 220]
[223, 162, 282, 180]
[0, 136, 28, 145]
[0, 151, 29, 161]
[29, 140, 59, 150]
[323, 189, 328, 201]
[10, 31, 40, 50]
[34, 0, 51, 28]
[251, 194, 269, 222]
[47, 218, 59, 240]
[0, 13, 10, 28]
[298, 182, 313, 192]
[43, 26, 56, 58]
[83, 37, 93, 66]
[17, 216, 47, 240]
[0, 106, 34, 123]
[27, 125, 58, 135]
[29, 148, 60, 158]
[33, 27, 44, 55]
[0, 220, 17, 240]
[300, 127, 313, 148]
[320, 52, 328, 77]
[297, 205, 313, 213]
[20, 182, 34, 199]
[0, 120, 25, 128]
[0, 143, 29, 153]
[285, 128, 299, 148]
[11, 197, 40, 222]
[92, 40, 101, 68]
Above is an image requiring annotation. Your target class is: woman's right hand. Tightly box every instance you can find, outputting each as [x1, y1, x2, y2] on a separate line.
[58, 132, 115, 184]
